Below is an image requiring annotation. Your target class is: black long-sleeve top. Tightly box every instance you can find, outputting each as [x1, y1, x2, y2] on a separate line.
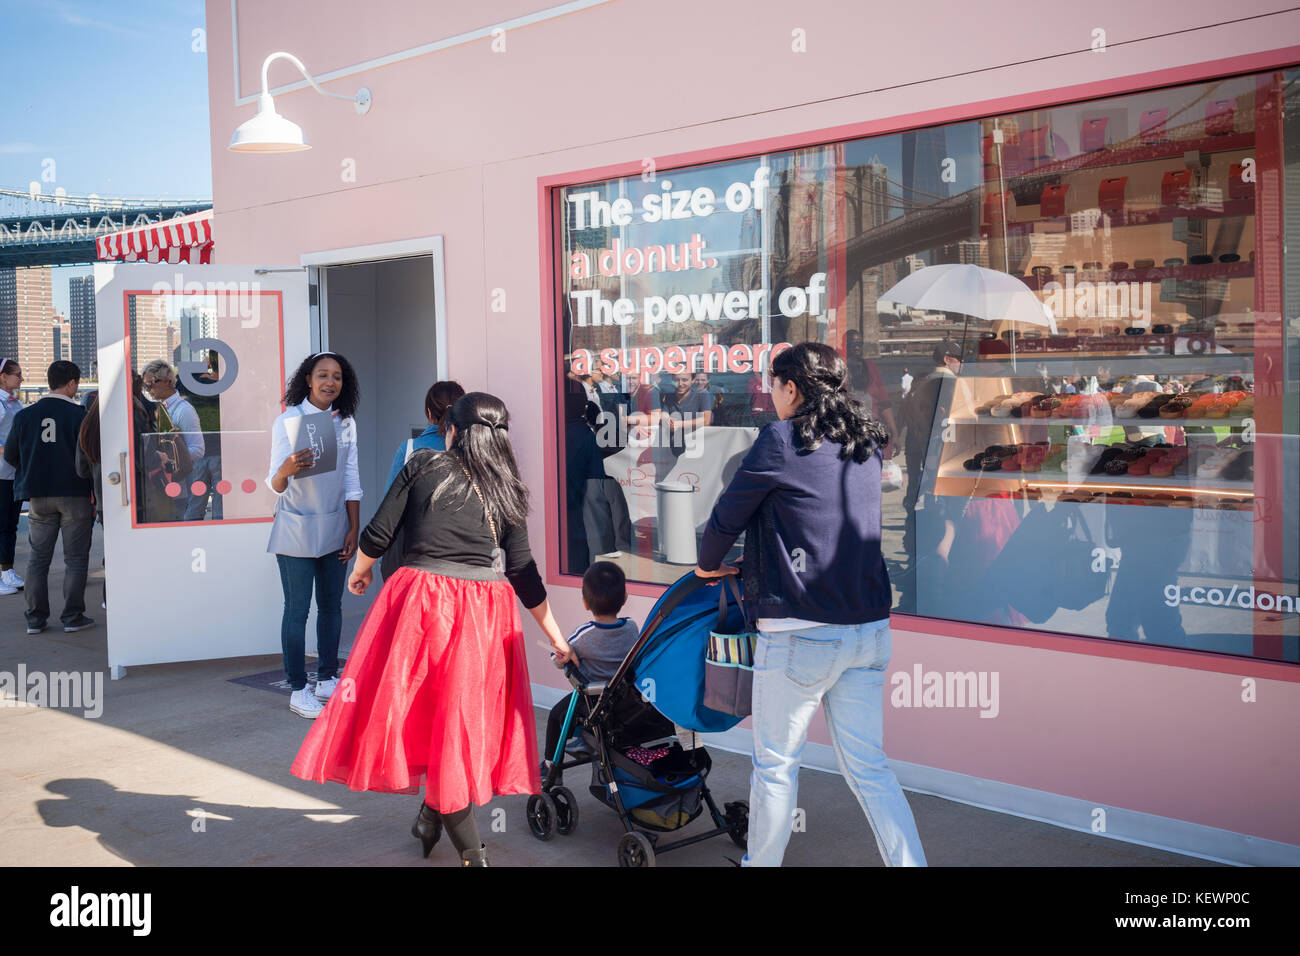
[358, 450, 547, 608]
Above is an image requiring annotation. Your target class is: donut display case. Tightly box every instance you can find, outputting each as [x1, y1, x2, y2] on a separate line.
[906, 315, 1296, 659]
[899, 71, 1297, 662]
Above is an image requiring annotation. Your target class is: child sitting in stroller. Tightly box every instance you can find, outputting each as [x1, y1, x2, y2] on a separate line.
[543, 561, 640, 782]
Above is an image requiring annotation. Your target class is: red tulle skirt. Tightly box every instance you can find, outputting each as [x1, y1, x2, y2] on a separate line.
[290, 566, 540, 811]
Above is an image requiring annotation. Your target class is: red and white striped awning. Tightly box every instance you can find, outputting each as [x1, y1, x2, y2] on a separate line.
[96, 209, 214, 264]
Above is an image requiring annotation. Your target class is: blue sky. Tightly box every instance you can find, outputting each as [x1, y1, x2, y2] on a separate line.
[0, 0, 212, 198]
[0, 0, 212, 311]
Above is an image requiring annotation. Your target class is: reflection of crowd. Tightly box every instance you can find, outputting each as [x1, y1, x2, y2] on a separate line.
[130, 352, 230, 524]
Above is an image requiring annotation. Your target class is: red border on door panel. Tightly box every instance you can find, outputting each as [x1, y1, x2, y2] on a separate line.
[122, 289, 286, 530]
[536, 45, 1300, 675]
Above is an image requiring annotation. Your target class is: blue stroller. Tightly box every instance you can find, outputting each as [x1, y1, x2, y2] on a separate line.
[525, 571, 751, 867]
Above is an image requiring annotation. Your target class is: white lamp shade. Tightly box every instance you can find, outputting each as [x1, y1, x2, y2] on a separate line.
[228, 93, 311, 152]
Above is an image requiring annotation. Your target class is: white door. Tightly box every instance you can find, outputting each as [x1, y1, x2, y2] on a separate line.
[93, 263, 309, 677]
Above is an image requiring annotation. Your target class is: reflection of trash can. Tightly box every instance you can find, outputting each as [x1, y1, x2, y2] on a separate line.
[655, 480, 697, 565]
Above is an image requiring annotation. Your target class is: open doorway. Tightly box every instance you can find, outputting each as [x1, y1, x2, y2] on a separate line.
[307, 244, 445, 638]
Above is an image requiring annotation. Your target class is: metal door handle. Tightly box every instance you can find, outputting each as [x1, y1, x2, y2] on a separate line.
[118, 452, 130, 506]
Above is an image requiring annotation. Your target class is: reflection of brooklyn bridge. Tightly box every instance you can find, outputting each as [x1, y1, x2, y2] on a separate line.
[567, 103, 1249, 361]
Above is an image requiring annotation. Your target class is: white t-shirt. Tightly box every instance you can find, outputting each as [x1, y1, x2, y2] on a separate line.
[757, 617, 829, 633]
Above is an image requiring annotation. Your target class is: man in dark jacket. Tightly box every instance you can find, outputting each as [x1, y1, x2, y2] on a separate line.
[3, 361, 94, 633]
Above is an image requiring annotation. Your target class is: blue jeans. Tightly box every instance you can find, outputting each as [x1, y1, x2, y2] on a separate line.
[26, 496, 95, 627]
[183, 456, 223, 521]
[743, 619, 927, 867]
[0, 478, 22, 565]
[276, 553, 346, 691]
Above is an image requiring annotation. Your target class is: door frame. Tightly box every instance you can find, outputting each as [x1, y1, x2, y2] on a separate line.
[299, 235, 448, 381]
[93, 261, 309, 678]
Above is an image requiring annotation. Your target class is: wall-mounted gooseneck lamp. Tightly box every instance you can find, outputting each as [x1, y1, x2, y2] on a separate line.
[228, 51, 372, 153]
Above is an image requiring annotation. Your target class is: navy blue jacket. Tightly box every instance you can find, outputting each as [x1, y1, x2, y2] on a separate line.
[3, 394, 92, 500]
[697, 419, 891, 625]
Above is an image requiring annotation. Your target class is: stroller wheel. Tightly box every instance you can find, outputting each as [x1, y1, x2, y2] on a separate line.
[617, 831, 656, 868]
[526, 793, 558, 841]
[724, 800, 749, 849]
[552, 786, 580, 836]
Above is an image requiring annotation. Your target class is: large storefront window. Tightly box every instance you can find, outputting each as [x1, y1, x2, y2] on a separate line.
[552, 67, 1300, 663]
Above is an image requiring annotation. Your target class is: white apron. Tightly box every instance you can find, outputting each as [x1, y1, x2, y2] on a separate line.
[266, 406, 350, 558]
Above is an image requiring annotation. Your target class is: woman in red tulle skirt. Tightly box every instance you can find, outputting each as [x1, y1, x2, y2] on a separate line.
[292, 393, 572, 866]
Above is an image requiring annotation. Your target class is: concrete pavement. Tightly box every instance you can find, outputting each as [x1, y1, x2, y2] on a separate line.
[0, 523, 1215, 866]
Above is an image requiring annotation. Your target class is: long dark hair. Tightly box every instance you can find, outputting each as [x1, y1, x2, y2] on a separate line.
[283, 351, 360, 419]
[771, 342, 889, 462]
[421, 392, 529, 531]
[79, 393, 101, 465]
[425, 380, 465, 437]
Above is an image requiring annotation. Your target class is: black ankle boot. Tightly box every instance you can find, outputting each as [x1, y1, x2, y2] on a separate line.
[460, 844, 489, 867]
[412, 802, 442, 858]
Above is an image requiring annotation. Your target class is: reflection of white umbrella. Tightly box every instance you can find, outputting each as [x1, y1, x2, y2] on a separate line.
[880, 264, 1057, 333]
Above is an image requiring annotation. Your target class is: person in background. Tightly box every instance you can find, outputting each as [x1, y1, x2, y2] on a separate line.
[590, 368, 617, 396]
[899, 341, 964, 608]
[292, 392, 572, 867]
[746, 370, 777, 425]
[76, 394, 105, 610]
[141, 359, 205, 521]
[694, 343, 925, 867]
[0, 359, 27, 595]
[3, 361, 95, 634]
[564, 387, 609, 574]
[660, 370, 713, 432]
[900, 367, 913, 397]
[181, 351, 224, 521]
[844, 330, 899, 459]
[266, 352, 362, 720]
[383, 381, 465, 491]
[75, 394, 104, 522]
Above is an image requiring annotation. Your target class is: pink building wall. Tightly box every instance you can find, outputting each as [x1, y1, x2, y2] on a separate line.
[204, 0, 1300, 849]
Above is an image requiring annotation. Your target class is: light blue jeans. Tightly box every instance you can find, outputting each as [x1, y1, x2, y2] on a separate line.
[743, 619, 927, 867]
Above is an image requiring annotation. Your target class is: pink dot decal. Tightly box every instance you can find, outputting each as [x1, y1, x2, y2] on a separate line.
[165, 482, 181, 498]
[241, 479, 257, 493]
[216, 480, 232, 495]
[190, 481, 207, 496]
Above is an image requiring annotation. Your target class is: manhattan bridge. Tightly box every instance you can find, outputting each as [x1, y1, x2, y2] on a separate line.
[0, 185, 211, 268]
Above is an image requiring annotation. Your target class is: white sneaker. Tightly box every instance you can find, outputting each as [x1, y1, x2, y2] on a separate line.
[0, 580, 16, 596]
[314, 677, 339, 701]
[1, 569, 23, 589]
[289, 686, 324, 719]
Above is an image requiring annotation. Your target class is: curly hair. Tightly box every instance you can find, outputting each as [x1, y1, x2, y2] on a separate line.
[284, 351, 360, 419]
[770, 342, 889, 463]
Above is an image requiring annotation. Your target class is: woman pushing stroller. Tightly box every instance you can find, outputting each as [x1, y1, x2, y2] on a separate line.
[695, 342, 927, 867]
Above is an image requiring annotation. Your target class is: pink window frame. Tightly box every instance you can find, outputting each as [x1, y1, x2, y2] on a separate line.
[536, 43, 1300, 683]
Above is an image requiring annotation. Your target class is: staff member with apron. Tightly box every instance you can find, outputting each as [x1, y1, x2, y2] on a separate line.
[267, 351, 363, 719]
